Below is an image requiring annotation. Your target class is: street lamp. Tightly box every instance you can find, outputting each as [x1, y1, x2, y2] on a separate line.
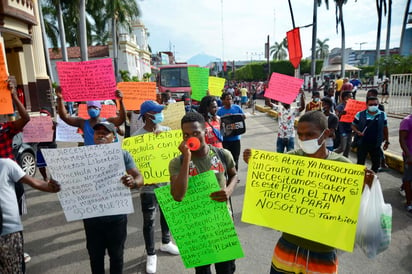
[355, 42, 367, 51]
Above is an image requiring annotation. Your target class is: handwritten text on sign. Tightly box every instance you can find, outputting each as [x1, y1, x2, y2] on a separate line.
[208, 76, 226, 97]
[23, 116, 54, 143]
[188, 67, 209, 102]
[77, 103, 117, 119]
[162, 101, 185, 130]
[340, 99, 367, 123]
[122, 130, 182, 184]
[56, 116, 84, 142]
[0, 43, 13, 115]
[56, 58, 116, 102]
[242, 149, 364, 252]
[41, 143, 133, 222]
[117, 82, 156, 110]
[155, 171, 244, 268]
[266, 73, 303, 104]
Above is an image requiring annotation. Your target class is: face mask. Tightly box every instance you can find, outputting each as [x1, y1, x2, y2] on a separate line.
[368, 105, 378, 112]
[88, 108, 100, 118]
[314, 98, 320, 102]
[151, 113, 164, 124]
[298, 130, 325, 154]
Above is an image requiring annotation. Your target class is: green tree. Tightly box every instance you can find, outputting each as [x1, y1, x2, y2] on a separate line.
[270, 38, 288, 60]
[315, 38, 330, 59]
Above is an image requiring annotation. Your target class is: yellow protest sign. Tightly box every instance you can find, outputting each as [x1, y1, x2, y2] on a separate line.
[122, 130, 182, 184]
[242, 149, 365, 252]
[208, 76, 226, 97]
[162, 101, 185, 130]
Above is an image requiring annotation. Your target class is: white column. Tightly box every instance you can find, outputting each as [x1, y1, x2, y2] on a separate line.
[31, 0, 49, 79]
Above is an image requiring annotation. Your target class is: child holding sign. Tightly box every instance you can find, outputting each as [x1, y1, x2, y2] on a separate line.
[243, 111, 374, 274]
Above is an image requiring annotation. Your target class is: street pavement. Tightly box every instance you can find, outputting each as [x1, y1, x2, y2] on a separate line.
[23, 99, 412, 274]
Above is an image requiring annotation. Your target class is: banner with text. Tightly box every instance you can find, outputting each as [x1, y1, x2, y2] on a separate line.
[42, 143, 133, 222]
[117, 82, 156, 110]
[188, 67, 209, 101]
[155, 171, 244, 268]
[162, 101, 185, 130]
[0, 43, 13, 114]
[340, 99, 367, 123]
[266, 73, 303, 104]
[242, 149, 365, 251]
[208, 76, 226, 97]
[56, 58, 116, 101]
[122, 130, 182, 184]
[56, 116, 84, 142]
[77, 103, 117, 119]
[23, 116, 54, 143]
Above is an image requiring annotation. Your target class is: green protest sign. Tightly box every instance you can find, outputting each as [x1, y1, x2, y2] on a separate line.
[155, 171, 244, 268]
[188, 67, 209, 102]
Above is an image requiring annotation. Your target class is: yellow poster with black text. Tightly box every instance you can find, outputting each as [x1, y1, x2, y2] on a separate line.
[122, 130, 182, 184]
[242, 149, 365, 252]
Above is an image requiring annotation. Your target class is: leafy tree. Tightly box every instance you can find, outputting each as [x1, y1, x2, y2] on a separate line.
[334, 0, 352, 77]
[270, 38, 288, 60]
[315, 38, 330, 59]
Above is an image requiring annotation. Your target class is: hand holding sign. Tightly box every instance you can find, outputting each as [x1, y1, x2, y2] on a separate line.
[340, 99, 367, 123]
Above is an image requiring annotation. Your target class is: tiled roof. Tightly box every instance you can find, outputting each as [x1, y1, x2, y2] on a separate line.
[48, 45, 109, 60]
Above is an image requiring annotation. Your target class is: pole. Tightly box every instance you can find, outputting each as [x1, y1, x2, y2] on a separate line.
[79, 0, 88, 61]
[310, 0, 317, 93]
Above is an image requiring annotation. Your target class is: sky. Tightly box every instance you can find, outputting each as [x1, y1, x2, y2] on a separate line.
[139, 0, 409, 63]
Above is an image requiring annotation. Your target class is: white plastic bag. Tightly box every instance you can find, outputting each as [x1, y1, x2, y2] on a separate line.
[355, 175, 392, 258]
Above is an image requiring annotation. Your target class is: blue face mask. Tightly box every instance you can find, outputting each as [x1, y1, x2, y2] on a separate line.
[88, 108, 100, 118]
[151, 113, 164, 124]
[368, 105, 379, 113]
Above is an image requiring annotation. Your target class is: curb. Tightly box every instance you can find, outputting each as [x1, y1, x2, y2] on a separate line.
[255, 104, 404, 173]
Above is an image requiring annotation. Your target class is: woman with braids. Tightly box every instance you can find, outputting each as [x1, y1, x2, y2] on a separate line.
[198, 96, 223, 148]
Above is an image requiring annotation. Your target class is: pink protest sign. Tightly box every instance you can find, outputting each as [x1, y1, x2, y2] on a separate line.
[23, 116, 54, 143]
[77, 104, 117, 119]
[56, 58, 116, 102]
[340, 99, 367, 123]
[266, 73, 303, 104]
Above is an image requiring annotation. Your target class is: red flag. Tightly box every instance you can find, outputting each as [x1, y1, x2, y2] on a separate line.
[286, 28, 302, 69]
[223, 62, 227, 72]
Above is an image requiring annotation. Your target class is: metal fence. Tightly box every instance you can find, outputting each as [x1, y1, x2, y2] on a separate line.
[387, 73, 412, 116]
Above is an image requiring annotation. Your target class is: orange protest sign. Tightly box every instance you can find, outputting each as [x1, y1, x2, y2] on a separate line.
[0, 43, 13, 115]
[117, 82, 156, 110]
[77, 104, 117, 119]
[340, 99, 367, 123]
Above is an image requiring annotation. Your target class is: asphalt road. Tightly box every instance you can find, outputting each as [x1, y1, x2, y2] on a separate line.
[23, 107, 412, 274]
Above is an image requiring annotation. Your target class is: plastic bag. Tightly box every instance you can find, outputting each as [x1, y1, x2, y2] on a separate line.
[355, 175, 392, 258]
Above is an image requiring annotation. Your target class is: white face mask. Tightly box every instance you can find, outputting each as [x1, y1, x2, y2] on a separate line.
[297, 130, 325, 154]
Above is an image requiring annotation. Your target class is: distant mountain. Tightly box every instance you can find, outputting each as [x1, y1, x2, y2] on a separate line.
[186, 53, 219, 67]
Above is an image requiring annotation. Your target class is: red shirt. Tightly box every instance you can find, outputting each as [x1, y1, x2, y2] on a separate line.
[0, 122, 20, 160]
[205, 120, 223, 148]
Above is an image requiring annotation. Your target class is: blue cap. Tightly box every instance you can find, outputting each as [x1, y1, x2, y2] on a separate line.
[139, 100, 164, 119]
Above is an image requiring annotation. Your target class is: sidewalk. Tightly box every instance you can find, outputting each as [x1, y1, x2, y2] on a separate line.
[254, 91, 405, 173]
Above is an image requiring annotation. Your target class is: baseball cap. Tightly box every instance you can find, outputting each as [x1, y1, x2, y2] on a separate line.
[139, 100, 164, 119]
[87, 101, 102, 109]
[93, 121, 116, 134]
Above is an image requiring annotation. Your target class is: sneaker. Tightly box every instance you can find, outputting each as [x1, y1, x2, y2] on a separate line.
[146, 254, 157, 274]
[160, 242, 180, 255]
[400, 187, 406, 197]
[24, 253, 31, 263]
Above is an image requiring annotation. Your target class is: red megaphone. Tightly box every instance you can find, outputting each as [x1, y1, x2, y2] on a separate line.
[187, 137, 200, 151]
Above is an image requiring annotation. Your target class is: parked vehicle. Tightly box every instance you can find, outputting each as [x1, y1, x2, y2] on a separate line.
[12, 132, 37, 176]
[156, 64, 199, 100]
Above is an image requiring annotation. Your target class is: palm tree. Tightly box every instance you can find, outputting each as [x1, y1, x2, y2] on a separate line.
[334, 0, 350, 77]
[385, 0, 392, 56]
[315, 38, 330, 59]
[270, 38, 287, 60]
[375, 0, 387, 76]
[400, 0, 412, 55]
[104, 0, 140, 80]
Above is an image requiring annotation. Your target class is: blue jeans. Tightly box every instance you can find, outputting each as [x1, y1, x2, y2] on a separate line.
[141, 192, 171, 255]
[276, 137, 294, 153]
[83, 215, 127, 274]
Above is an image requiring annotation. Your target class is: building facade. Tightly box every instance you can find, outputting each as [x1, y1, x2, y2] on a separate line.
[0, 0, 52, 111]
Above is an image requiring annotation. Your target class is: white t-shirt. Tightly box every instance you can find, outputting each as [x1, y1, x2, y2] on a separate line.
[0, 159, 26, 236]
